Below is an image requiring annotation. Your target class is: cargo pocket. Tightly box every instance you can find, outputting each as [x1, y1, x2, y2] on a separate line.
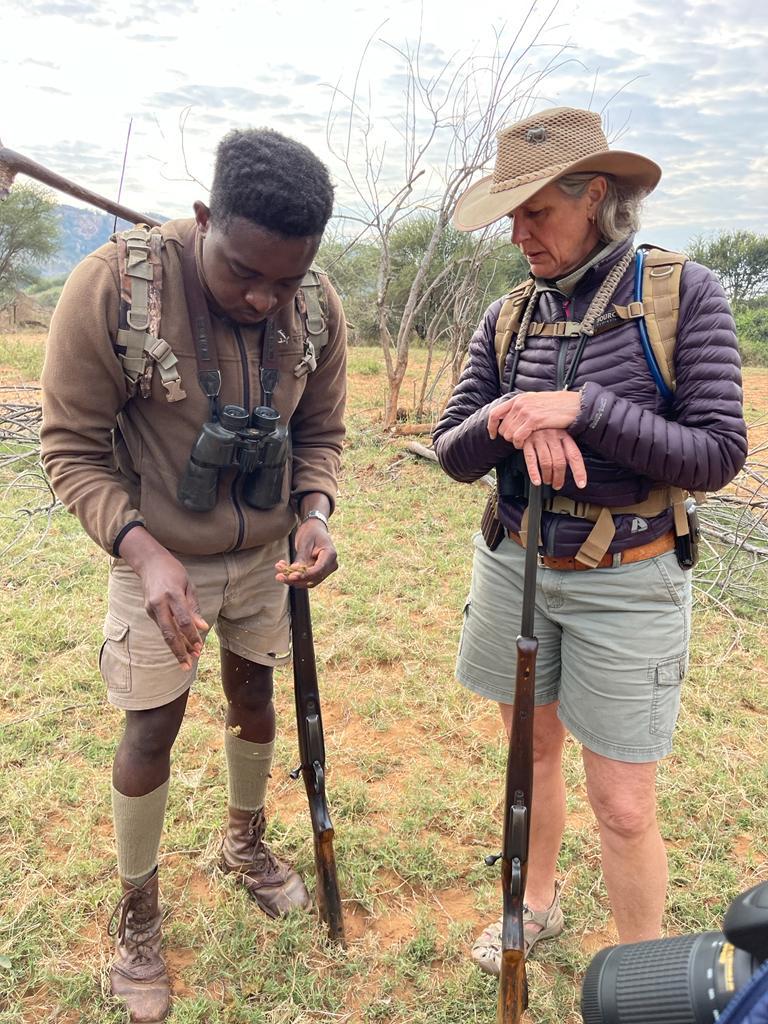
[648, 655, 686, 738]
[99, 614, 132, 694]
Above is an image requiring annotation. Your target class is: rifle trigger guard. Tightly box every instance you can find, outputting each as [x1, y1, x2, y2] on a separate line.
[312, 759, 324, 794]
[509, 800, 528, 861]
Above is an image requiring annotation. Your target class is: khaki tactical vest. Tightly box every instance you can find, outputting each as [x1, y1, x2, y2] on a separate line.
[113, 223, 329, 403]
[492, 247, 695, 567]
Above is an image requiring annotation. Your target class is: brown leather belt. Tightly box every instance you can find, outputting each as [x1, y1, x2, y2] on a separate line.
[508, 530, 676, 570]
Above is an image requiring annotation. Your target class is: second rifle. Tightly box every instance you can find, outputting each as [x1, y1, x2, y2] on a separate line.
[487, 482, 543, 1022]
[288, 544, 345, 945]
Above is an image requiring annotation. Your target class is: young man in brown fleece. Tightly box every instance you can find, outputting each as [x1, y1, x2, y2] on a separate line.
[40, 129, 346, 1021]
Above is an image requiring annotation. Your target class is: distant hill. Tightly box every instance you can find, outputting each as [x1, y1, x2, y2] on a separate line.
[39, 204, 165, 277]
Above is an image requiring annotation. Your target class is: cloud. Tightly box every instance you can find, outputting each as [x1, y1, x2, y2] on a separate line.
[22, 58, 60, 69]
[9, 0, 113, 24]
[24, 140, 120, 189]
[145, 85, 292, 112]
[126, 33, 178, 43]
[9, 0, 197, 25]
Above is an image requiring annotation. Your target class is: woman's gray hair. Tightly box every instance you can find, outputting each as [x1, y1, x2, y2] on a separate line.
[555, 172, 646, 241]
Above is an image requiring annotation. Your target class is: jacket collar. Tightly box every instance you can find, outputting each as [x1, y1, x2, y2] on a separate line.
[534, 234, 635, 297]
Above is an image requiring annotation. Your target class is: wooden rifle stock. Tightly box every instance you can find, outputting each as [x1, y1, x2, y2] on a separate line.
[289, 563, 345, 945]
[496, 484, 543, 1023]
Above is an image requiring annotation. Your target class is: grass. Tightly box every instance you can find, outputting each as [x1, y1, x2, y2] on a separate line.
[0, 334, 766, 1023]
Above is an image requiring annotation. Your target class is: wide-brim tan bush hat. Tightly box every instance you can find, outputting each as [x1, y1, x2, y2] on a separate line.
[453, 106, 661, 232]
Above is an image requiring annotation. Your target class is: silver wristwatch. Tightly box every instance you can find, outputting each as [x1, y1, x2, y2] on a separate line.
[301, 509, 329, 529]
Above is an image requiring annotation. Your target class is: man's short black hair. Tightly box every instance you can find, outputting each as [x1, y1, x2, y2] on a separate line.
[209, 128, 334, 238]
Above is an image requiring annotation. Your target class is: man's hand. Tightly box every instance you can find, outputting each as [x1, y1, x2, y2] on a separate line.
[275, 517, 338, 589]
[488, 390, 582, 447]
[522, 429, 588, 490]
[118, 526, 208, 669]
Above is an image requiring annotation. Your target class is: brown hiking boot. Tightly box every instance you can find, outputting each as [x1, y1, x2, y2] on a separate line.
[221, 806, 311, 918]
[108, 868, 170, 1022]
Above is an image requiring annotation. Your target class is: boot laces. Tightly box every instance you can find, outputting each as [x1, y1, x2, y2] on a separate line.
[248, 812, 283, 880]
[108, 886, 158, 964]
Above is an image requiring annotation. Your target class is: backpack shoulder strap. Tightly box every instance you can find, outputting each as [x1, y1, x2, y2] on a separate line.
[291, 266, 330, 379]
[638, 245, 687, 394]
[114, 224, 186, 403]
[494, 278, 535, 382]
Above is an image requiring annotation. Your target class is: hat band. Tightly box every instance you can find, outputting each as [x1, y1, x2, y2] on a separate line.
[490, 160, 574, 194]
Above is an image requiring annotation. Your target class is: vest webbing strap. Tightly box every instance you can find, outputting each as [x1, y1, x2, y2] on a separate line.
[526, 320, 584, 337]
[116, 225, 186, 403]
[493, 248, 688, 394]
[495, 279, 535, 382]
[639, 248, 687, 393]
[293, 270, 329, 378]
[490, 247, 694, 566]
[545, 485, 689, 567]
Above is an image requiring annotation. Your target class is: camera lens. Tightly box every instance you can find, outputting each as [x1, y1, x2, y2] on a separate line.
[581, 933, 755, 1024]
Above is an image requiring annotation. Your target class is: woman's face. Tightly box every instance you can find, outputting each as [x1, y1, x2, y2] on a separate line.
[510, 177, 607, 279]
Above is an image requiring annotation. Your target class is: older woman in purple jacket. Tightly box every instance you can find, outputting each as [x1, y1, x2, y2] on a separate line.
[433, 106, 747, 976]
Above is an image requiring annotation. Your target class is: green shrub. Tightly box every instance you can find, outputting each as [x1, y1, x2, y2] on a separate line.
[735, 306, 768, 366]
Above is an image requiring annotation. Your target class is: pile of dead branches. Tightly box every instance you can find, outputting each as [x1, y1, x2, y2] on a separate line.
[0, 385, 58, 567]
[694, 421, 768, 613]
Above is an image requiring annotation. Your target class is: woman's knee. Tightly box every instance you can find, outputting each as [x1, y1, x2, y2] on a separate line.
[592, 798, 657, 840]
[584, 752, 658, 840]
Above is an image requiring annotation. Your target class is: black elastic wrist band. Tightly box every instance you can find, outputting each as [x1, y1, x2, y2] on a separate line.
[113, 520, 144, 557]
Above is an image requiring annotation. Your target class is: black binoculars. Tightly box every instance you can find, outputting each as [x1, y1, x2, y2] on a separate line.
[178, 404, 288, 513]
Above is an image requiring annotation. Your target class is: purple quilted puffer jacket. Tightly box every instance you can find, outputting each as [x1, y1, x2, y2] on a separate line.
[433, 235, 748, 557]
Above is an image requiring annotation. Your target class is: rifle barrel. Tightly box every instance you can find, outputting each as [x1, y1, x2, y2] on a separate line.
[497, 483, 543, 1023]
[289, 571, 345, 945]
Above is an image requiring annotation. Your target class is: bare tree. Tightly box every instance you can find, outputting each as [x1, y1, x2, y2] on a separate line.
[325, 3, 574, 427]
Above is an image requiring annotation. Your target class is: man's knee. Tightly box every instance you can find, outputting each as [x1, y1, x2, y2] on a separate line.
[121, 700, 185, 759]
[224, 659, 274, 713]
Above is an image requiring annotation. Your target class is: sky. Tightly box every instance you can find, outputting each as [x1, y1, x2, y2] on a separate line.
[3, 0, 767, 252]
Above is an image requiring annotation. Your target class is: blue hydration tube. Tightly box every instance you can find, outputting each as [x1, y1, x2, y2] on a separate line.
[634, 248, 674, 402]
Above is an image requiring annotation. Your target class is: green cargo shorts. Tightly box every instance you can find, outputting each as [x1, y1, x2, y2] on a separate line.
[456, 532, 692, 762]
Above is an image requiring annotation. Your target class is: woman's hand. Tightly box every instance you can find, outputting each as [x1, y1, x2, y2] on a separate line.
[488, 390, 582, 447]
[522, 428, 587, 489]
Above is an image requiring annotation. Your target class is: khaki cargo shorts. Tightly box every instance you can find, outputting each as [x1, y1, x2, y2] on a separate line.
[456, 532, 692, 762]
[100, 537, 291, 711]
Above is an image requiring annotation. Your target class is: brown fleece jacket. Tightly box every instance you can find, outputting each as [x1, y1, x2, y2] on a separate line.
[40, 218, 347, 556]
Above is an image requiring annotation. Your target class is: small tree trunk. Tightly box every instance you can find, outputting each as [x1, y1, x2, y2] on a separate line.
[383, 354, 410, 428]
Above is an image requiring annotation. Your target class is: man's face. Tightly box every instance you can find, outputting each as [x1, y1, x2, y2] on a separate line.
[195, 203, 320, 324]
